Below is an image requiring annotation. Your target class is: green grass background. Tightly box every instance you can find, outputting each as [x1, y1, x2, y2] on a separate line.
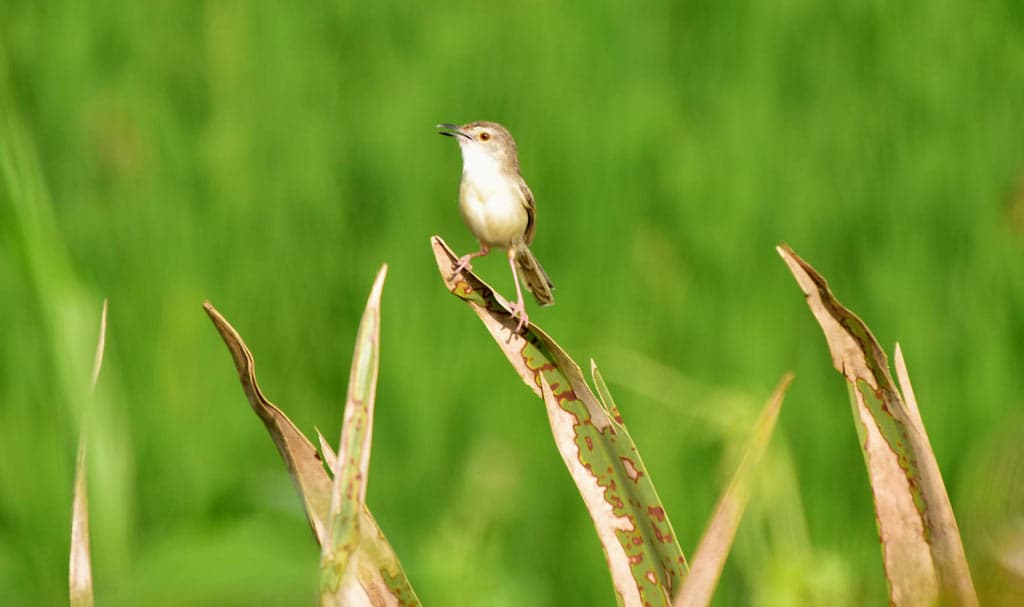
[2, 1, 1023, 605]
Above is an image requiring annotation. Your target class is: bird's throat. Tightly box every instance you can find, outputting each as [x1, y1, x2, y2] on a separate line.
[459, 143, 505, 181]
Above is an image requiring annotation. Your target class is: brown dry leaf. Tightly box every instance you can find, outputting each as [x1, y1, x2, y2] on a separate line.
[70, 298, 105, 607]
[204, 301, 334, 544]
[69, 438, 93, 607]
[204, 295, 419, 606]
[673, 373, 792, 607]
[777, 244, 977, 606]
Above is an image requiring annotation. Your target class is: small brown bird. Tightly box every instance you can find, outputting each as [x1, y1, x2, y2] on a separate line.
[437, 121, 554, 331]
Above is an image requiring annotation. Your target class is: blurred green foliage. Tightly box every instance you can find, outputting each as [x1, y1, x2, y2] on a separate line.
[2, 1, 1023, 605]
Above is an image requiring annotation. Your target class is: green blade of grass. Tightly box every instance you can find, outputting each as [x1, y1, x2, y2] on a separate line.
[69, 299, 106, 607]
[319, 265, 387, 605]
[204, 297, 419, 606]
[432, 235, 687, 606]
[673, 373, 792, 607]
[778, 244, 978, 606]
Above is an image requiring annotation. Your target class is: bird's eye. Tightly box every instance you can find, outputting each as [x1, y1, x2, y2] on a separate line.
[479, 132, 491, 141]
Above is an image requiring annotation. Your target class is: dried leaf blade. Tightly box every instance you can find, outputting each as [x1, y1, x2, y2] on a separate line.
[69, 299, 106, 607]
[673, 373, 792, 607]
[69, 439, 93, 607]
[777, 244, 977, 606]
[204, 300, 333, 545]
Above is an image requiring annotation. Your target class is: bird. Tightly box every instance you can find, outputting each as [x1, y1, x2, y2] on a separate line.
[437, 121, 554, 332]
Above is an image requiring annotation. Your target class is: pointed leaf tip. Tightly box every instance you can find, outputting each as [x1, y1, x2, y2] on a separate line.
[315, 428, 338, 475]
[369, 264, 388, 303]
[589, 360, 624, 427]
[90, 299, 107, 391]
[320, 268, 387, 604]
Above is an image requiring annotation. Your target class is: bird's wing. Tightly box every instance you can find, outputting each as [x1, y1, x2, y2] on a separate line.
[519, 178, 537, 245]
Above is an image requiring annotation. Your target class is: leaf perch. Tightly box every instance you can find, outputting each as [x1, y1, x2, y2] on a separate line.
[433, 234, 687, 607]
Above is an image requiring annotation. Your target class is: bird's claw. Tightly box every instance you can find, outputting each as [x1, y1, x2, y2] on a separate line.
[449, 255, 473, 281]
[509, 300, 529, 334]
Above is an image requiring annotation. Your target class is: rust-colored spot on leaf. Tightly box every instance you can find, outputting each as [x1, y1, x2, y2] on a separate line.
[620, 457, 643, 483]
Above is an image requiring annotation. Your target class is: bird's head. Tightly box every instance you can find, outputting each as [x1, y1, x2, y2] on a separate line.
[437, 121, 520, 174]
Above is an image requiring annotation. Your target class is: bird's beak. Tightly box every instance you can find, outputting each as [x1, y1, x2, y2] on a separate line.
[436, 123, 470, 140]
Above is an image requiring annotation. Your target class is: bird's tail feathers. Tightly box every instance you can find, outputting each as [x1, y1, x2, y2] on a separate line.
[515, 245, 555, 307]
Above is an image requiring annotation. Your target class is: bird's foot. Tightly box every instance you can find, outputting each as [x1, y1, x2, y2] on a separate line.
[509, 299, 529, 334]
[449, 254, 474, 281]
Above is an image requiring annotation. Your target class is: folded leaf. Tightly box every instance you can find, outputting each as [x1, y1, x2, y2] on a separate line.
[777, 244, 977, 606]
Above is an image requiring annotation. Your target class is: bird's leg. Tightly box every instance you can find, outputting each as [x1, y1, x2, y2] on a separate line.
[507, 247, 529, 333]
[450, 244, 490, 280]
